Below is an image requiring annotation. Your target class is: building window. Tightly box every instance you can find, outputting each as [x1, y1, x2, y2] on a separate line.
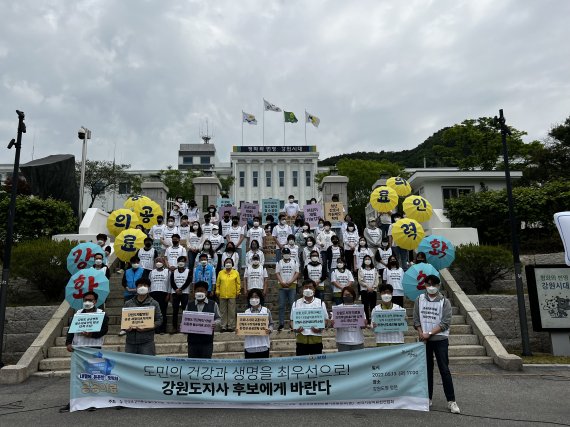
[252, 171, 258, 187]
[266, 171, 271, 187]
[239, 171, 245, 187]
[292, 170, 298, 187]
[279, 170, 285, 187]
[182, 156, 193, 164]
[200, 156, 210, 165]
[442, 186, 474, 203]
[305, 170, 311, 187]
[118, 182, 131, 195]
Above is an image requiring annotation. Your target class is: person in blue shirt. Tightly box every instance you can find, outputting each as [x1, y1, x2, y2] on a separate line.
[193, 252, 217, 298]
[121, 255, 144, 303]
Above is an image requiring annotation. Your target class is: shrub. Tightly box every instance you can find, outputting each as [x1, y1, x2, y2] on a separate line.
[454, 244, 513, 293]
[10, 238, 75, 300]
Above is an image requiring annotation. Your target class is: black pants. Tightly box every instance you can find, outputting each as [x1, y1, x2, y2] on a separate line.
[296, 342, 323, 356]
[392, 296, 404, 308]
[360, 290, 377, 324]
[245, 349, 270, 359]
[345, 249, 354, 271]
[150, 291, 169, 333]
[188, 342, 214, 359]
[426, 338, 456, 401]
[171, 293, 189, 332]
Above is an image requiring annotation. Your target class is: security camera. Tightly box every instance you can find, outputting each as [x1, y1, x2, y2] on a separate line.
[78, 126, 91, 140]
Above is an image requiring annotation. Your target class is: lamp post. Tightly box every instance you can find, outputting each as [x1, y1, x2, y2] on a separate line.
[77, 126, 91, 225]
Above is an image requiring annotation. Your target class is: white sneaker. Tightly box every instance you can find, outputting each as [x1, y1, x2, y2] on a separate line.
[118, 330, 127, 336]
[429, 399, 433, 407]
[448, 401, 460, 414]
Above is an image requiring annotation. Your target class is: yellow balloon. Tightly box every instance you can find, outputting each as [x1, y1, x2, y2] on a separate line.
[123, 195, 151, 211]
[403, 195, 433, 222]
[107, 209, 141, 237]
[391, 218, 425, 250]
[114, 229, 148, 262]
[386, 177, 412, 197]
[370, 186, 399, 212]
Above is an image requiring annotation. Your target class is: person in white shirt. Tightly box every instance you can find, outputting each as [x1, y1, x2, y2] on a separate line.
[221, 241, 239, 271]
[364, 218, 382, 257]
[137, 237, 158, 279]
[354, 238, 373, 274]
[303, 250, 325, 300]
[170, 255, 192, 334]
[285, 234, 300, 265]
[206, 205, 219, 224]
[149, 257, 170, 334]
[342, 222, 359, 271]
[164, 234, 187, 271]
[303, 236, 320, 265]
[160, 216, 179, 250]
[170, 202, 183, 227]
[275, 247, 299, 331]
[246, 216, 265, 248]
[238, 288, 274, 359]
[371, 284, 405, 346]
[208, 226, 225, 271]
[225, 217, 244, 268]
[272, 214, 292, 263]
[341, 214, 358, 236]
[201, 214, 214, 240]
[219, 210, 233, 237]
[245, 239, 265, 267]
[243, 254, 269, 296]
[178, 215, 191, 245]
[316, 220, 335, 278]
[150, 215, 166, 255]
[330, 258, 355, 305]
[175, 196, 188, 216]
[186, 200, 200, 223]
[332, 286, 365, 351]
[291, 279, 329, 355]
[187, 221, 203, 273]
[282, 195, 300, 217]
[375, 239, 393, 281]
[358, 254, 379, 325]
[382, 255, 405, 307]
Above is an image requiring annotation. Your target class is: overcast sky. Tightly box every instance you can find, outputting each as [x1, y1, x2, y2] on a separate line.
[1, 0, 569, 169]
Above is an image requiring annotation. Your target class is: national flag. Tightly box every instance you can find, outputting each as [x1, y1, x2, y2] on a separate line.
[284, 111, 298, 123]
[305, 111, 320, 128]
[264, 99, 282, 112]
[242, 112, 257, 125]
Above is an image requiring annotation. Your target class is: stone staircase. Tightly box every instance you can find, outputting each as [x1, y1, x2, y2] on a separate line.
[35, 268, 491, 376]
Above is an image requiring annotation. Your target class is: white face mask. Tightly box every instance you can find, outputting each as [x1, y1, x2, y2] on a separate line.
[177, 262, 186, 268]
[348, 227, 354, 232]
[131, 263, 140, 269]
[426, 286, 439, 295]
[337, 263, 345, 269]
[213, 229, 219, 234]
[311, 256, 319, 262]
[283, 254, 291, 260]
[155, 262, 163, 268]
[195, 292, 206, 301]
[381, 294, 392, 303]
[137, 286, 149, 295]
[280, 220, 286, 225]
[225, 263, 232, 269]
[289, 199, 294, 203]
[324, 225, 331, 231]
[94, 259, 103, 266]
[193, 225, 199, 230]
[203, 244, 211, 250]
[252, 260, 260, 266]
[364, 260, 372, 266]
[253, 222, 259, 227]
[167, 221, 175, 227]
[307, 241, 314, 247]
[82, 301, 95, 310]
[200, 260, 208, 266]
[249, 298, 260, 306]
[359, 241, 366, 246]
[303, 288, 314, 298]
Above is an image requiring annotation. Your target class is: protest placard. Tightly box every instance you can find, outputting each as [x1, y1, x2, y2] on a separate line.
[332, 305, 366, 328]
[303, 203, 322, 228]
[217, 197, 234, 208]
[262, 199, 280, 220]
[236, 314, 269, 336]
[69, 312, 105, 333]
[120, 307, 155, 329]
[325, 202, 344, 223]
[372, 310, 408, 333]
[263, 235, 277, 263]
[219, 206, 237, 218]
[180, 311, 215, 334]
[292, 308, 326, 330]
[240, 202, 260, 226]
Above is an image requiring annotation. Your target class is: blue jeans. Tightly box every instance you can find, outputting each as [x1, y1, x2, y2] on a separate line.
[278, 287, 296, 326]
[395, 246, 409, 271]
[426, 338, 456, 401]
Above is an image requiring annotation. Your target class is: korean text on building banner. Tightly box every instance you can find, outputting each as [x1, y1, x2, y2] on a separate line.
[262, 199, 281, 222]
[240, 203, 260, 226]
[180, 311, 215, 334]
[373, 310, 408, 333]
[303, 204, 322, 228]
[70, 343, 428, 411]
[236, 314, 269, 336]
[69, 313, 105, 334]
[332, 305, 366, 328]
[121, 307, 155, 330]
[292, 308, 326, 330]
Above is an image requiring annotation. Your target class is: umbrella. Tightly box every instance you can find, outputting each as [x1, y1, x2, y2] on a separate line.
[67, 242, 106, 275]
[114, 228, 147, 262]
[403, 195, 433, 223]
[386, 176, 412, 197]
[107, 208, 141, 237]
[370, 186, 399, 212]
[391, 218, 425, 250]
[417, 235, 456, 270]
[133, 199, 164, 228]
[66, 267, 110, 309]
[402, 262, 440, 301]
[123, 195, 151, 211]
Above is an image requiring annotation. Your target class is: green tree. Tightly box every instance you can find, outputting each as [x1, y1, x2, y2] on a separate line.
[76, 160, 135, 208]
[218, 175, 235, 197]
[159, 166, 196, 200]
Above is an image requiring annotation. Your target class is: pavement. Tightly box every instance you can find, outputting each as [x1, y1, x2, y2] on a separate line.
[0, 364, 569, 427]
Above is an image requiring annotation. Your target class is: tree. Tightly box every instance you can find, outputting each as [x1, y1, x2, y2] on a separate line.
[218, 175, 235, 197]
[2, 173, 31, 195]
[159, 166, 196, 200]
[75, 160, 135, 208]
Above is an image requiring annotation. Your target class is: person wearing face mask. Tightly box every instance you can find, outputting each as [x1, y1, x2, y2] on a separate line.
[165, 234, 188, 271]
[272, 214, 292, 263]
[193, 253, 217, 298]
[303, 250, 326, 300]
[388, 213, 411, 271]
[295, 222, 312, 251]
[302, 236, 319, 265]
[219, 210, 233, 237]
[123, 277, 163, 355]
[314, 219, 325, 236]
[238, 288, 274, 359]
[291, 279, 329, 355]
[276, 247, 300, 331]
[122, 255, 144, 303]
[92, 253, 110, 279]
[96, 233, 112, 258]
[207, 205, 219, 224]
[150, 215, 166, 256]
[177, 215, 191, 246]
[243, 254, 269, 297]
[411, 251, 427, 266]
[316, 220, 334, 279]
[375, 239, 393, 282]
[170, 202, 182, 227]
[187, 222, 203, 273]
[382, 256, 405, 307]
[413, 275, 460, 414]
[198, 239, 217, 269]
[221, 242, 239, 273]
[331, 286, 365, 351]
[325, 235, 344, 279]
[246, 239, 265, 267]
[246, 216, 265, 248]
[169, 256, 192, 334]
[264, 214, 277, 233]
[225, 216, 245, 267]
[201, 213, 214, 239]
[149, 257, 170, 334]
[187, 200, 200, 223]
[342, 222, 359, 272]
[175, 196, 189, 216]
[285, 234, 300, 265]
[354, 238, 373, 274]
[358, 255, 379, 325]
[282, 195, 300, 217]
[330, 258, 355, 305]
[371, 284, 405, 346]
[137, 237, 158, 279]
[341, 214, 358, 236]
[208, 225, 225, 270]
[185, 281, 221, 359]
[364, 218, 382, 258]
[215, 258, 241, 332]
[160, 216, 179, 250]
[291, 217, 303, 236]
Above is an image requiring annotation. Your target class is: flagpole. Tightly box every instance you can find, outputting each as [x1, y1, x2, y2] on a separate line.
[283, 117, 286, 146]
[304, 110, 307, 146]
[263, 103, 265, 146]
[241, 111, 244, 146]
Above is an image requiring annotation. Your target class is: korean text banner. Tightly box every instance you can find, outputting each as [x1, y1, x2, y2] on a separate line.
[70, 344, 428, 411]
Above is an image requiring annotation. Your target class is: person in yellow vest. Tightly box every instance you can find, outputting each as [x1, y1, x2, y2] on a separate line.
[215, 258, 241, 332]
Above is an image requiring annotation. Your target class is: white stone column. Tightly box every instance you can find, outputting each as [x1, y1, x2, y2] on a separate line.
[285, 159, 291, 200]
[245, 159, 252, 204]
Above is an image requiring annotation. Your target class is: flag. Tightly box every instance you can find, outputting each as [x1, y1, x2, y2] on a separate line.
[305, 111, 320, 128]
[264, 99, 282, 112]
[284, 111, 298, 123]
[242, 112, 257, 125]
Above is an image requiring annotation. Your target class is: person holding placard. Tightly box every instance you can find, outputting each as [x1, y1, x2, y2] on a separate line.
[238, 288, 274, 359]
[358, 254, 379, 325]
[331, 286, 365, 351]
[123, 277, 163, 355]
[149, 257, 170, 334]
[413, 275, 460, 414]
[371, 284, 405, 346]
[276, 247, 300, 331]
[170, 255, 192, 334]
[330, 258, 354, 305]
[303, 249, 326, 300]
[382, 255, 405, 307]
[185, 281, 221, 359]
[244, 254, 268, 297]
[291, 279, 329, 356]
[216, 258, 241, 332]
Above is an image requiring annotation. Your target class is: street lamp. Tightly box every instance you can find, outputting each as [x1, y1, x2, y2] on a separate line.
[77, 126, 91, 225]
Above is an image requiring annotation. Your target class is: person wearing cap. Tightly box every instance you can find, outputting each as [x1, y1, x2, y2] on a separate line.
[137, 236, 158, 279]
[275, 246, 299, 331]
[185, 281, 221, 358]
[413, 275, 460, 414]
[237, 288, 274, 358]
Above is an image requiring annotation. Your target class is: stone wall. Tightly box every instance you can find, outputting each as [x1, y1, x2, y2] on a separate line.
[2, 306, 59, 364]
